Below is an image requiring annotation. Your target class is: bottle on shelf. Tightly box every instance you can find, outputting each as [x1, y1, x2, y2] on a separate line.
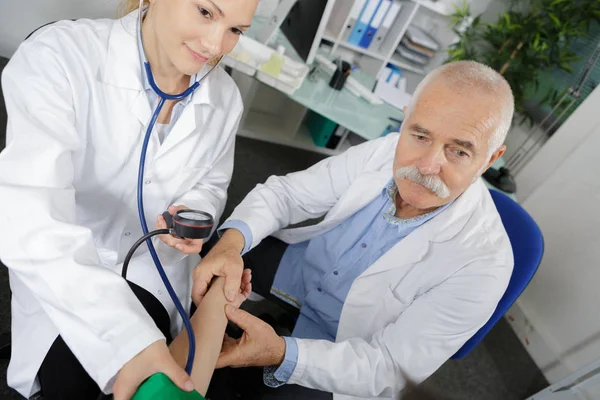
[260, 45, 286, 77]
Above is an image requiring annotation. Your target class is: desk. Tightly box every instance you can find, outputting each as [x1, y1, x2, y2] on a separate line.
[289, 69, 404, 141]
[234, 20, 404, 155]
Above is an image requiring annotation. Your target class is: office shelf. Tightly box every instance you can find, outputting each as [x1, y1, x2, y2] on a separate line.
[412, 0, 454, 17]
[389, 53, 426, 75]
[335, 40, 387, 61]
[238, 109, 348, 156]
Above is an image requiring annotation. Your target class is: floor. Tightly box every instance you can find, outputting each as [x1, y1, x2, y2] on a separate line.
[0, 56, 549, 399]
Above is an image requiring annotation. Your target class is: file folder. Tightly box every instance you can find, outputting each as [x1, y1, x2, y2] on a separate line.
[370, 2, 402, 51]
[341, 0, 367, 42]
[405, 26, 440, 51]
[348, 0, 380, 46]
[360, 0, 391, 49]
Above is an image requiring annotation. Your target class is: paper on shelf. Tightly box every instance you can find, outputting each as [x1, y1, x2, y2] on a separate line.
[223, 35, 309, 95]
[374, 79, 412, 110]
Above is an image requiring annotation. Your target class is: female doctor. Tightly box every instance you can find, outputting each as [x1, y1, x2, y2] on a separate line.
[0, 0, 258, 398]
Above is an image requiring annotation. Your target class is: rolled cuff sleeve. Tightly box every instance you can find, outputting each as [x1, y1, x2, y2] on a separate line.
[218, 220, 253, 255]
[263, 336, 298, 388]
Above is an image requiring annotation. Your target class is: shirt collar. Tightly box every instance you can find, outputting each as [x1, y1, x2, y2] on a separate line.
[383, 179, 453, 226]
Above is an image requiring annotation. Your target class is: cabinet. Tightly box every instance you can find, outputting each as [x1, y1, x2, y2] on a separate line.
[316, 0, 490, 93]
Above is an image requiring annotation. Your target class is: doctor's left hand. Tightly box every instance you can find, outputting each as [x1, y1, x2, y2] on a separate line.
[156, 205, 204, 254]
[216, 305, 286, 369]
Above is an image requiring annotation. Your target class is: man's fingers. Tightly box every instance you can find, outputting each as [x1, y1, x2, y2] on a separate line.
[192, 267, 215, 304]
[224, 304, 258, 331]
[242, 269, 252, 285]
[216, 343, 241, 369]
[242, 282, 252, 299]
[224, 264, 244, 302]
[240, 270, 252, 299]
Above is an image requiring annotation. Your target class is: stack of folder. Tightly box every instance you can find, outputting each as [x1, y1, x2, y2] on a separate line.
[341, 0, 403, 52]
[395, 26, 440, 66]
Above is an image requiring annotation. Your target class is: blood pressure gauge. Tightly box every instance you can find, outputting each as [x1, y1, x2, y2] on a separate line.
[162, 209, 214, 240]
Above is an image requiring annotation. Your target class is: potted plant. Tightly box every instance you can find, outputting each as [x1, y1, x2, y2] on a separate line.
[447, 0, 600, 126]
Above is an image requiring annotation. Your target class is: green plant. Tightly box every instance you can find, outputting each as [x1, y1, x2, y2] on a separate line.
[447, 0, 600, 125]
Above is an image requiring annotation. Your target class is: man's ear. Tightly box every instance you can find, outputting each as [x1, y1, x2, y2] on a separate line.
[484, 145, 506, 172]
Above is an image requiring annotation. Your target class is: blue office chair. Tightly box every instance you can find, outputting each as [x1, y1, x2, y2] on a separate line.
[451, 189, 544, 359]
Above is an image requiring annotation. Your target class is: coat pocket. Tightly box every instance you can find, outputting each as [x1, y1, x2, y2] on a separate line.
[377, 286, 410, 328]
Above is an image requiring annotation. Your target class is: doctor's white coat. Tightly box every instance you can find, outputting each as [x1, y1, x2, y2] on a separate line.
[225, 133, 514, 400]
[0, 12, 242, 398]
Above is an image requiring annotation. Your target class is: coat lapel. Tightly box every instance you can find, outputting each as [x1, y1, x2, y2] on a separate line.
[360, 179, 486, 278]
[130, 91, 152, 130]
[275, 170, 393, 244]
[102, 13, 144, 92]
[100, 11, 224, 161]
[100, 12, 152, 138]
[154, 78, 217, 160]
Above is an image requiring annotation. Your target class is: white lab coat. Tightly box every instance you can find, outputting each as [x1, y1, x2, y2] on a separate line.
[0, 11, 243, 398]
[226, 133, 514, 400]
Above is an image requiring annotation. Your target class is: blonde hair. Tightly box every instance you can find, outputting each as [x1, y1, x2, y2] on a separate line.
[120, 0, 223, 66]
[122, 0, 149, 16]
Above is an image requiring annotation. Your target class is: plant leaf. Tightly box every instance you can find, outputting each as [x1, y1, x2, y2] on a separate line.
[533, 32, 541, 49]
[560, 63, 574, 73]
[548, 13, 561, 28]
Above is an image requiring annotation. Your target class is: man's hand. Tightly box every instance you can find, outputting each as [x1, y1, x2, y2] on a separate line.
[216, 305, 286, 369]
[192, 229, 245, 304]
[113, 340, 194, 400]
[156, 205, 204, 254]
[228, 269, 253, 309]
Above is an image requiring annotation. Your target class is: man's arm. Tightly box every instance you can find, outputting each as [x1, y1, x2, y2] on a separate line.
[192, 135, 396, 303]
[224, 134, 398, 251]
[217, 258, 510, 397]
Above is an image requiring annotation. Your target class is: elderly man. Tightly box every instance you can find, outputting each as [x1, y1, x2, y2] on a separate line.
[196, 60, 515, 400]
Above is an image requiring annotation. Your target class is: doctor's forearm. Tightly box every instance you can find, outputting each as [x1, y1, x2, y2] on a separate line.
[169, 278, 229, 396]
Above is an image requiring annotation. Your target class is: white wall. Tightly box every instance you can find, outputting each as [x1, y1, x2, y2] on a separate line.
[507, 86, 600, 388]
[0, 0, 121, 58]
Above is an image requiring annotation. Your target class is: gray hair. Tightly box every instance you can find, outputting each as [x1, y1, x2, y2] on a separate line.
[406, 61, 514, 160]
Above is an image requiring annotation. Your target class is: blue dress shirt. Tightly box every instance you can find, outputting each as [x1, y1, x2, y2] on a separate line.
[221, 180, 451, 386]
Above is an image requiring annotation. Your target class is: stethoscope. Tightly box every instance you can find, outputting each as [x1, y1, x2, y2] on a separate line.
[121, 0, 224, 383]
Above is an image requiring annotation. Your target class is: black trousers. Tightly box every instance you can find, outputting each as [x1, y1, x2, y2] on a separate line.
[37, 282, 172, 400]
[206, 237, 333, 400]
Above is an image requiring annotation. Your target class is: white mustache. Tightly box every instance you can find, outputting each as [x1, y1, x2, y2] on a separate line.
[395, 166, 451, 199]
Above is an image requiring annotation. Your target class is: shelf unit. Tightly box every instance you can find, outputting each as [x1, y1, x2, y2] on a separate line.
[237, 109, 352, 157]
[228, 0, 494, 156]
[312, 0, 492, 93]
[232, 69, 356, 156]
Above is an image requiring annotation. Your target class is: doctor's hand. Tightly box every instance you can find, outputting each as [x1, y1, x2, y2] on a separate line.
[216, 305, 286, 369]
[156, 205, 204, 254]
[113, 340, 194, 400]
[192, 229, 246, 304]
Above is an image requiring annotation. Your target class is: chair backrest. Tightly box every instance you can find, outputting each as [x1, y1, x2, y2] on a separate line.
[451, 189, 544, 359]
